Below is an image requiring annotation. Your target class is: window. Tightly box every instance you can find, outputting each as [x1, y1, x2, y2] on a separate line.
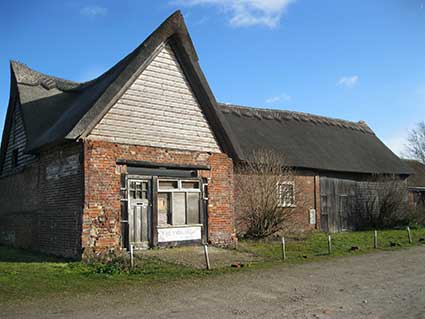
[277, 182, 295, 207]
[158, 180, 178, 189]
[11, 149, 19, 168]
[157, 179, 201, 226]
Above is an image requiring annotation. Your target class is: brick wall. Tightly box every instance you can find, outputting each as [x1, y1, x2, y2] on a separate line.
[0, 142, 84, 258]
[284, 172, 319, 232]
[83, 140, 235, 252]
[234, 170, 320, 236]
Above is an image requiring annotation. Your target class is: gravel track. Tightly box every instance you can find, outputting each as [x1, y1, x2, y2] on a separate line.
[2, 246, 425, 319]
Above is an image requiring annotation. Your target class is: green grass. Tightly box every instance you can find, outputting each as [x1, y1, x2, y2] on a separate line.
[0, 247, 223, 305]
[1, 228, 425, 305]
[237, 228, 425, 263]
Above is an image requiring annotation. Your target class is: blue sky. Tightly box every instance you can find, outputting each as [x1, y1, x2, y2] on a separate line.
[0, 0, 424, 155]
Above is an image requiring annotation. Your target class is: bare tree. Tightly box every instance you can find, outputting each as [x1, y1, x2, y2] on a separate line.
[234, 150, 302, 238]
[406, 121, 425, 164]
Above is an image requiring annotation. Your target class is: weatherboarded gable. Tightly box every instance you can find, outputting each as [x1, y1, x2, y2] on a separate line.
[88, 44, 221, 153]
[1, 102, 36, 176]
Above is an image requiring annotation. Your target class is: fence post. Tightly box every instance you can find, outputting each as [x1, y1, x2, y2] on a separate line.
[407, 226, 412, 244]
[130, 244, 134, 269]
[327, 235, 332, 255]
[374, 230, 378, 249]
[281, 237, 286, 261]
[203, 244, 211, 270]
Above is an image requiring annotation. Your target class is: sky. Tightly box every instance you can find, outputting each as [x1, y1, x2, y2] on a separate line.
[0, 0, 424, 156]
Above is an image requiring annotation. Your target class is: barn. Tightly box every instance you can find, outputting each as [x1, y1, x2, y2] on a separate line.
[219, 104, 412, 233]
[0, 11, 411, 258]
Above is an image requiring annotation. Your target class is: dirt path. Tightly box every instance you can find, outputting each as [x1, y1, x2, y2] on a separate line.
[3, 246, 425, 319]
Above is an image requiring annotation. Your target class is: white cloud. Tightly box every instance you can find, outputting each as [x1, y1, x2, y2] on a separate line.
[338, 75, 359, 88]
[266, 92, 291, 104]
[175, 0, 296, 28]
[80, 6, 108, 17]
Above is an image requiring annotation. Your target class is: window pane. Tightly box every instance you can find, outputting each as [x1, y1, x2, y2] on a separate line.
[159, 180, 178, 189]
[278, 183, 294, 207]
[182, 181, 199, 189]
[187, 193, 200, 224]
[158, 192, 171, 225]
[172, 193, 186, 225]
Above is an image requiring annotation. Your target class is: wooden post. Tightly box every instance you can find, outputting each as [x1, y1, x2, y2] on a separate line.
[130, 244, 134, 269]
[407, 226, 412, 244]
[281, 237, 286, 261]
[374, 230, 378, 249]
[203, 244, 211, 270]
[327, 235, 332, 255]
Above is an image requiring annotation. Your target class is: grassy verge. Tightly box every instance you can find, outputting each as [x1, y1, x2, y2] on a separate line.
[0, 247, 228, 305]
[1, 228, 424, 304]
[237, 228, 425, 263]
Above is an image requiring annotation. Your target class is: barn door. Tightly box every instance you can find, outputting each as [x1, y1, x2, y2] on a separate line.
[128, 179, 151, 249]
[320, 194, 329, 232]
[338, 195, 349, 231]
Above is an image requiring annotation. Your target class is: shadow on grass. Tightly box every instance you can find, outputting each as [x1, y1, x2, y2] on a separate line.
[0, 245, 67, 263]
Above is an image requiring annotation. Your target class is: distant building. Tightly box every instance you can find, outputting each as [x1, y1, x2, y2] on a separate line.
[403, 160, 425, 208]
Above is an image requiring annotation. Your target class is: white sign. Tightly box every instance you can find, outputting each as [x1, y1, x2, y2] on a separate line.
[309, 209, 316, 225]
[158, 226, 202, 242]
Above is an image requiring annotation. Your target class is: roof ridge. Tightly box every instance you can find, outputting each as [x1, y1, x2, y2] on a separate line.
[10, 60, 82, 91]
[218, 102, 374, 134]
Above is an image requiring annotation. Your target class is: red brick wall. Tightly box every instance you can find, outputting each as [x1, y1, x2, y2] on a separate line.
[83, 140, 235, 252]
[234, 170, 320, 236]
[0, 142, 84, 258]
[284, 172, 319, 232]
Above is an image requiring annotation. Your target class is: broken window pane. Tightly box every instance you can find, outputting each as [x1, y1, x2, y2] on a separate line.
[159, 180, 178, 189]
[158, 192, 171, 225]
[182, 181, 199, 189]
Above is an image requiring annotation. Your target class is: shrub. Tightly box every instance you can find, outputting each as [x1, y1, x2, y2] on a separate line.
[82, 249, 133, 274]
[234, 150, 305, 238]
[350, 176, 410, 229]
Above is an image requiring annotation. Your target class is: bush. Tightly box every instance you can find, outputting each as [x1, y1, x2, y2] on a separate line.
[350, 176, 410, 230]
[82, 249, 133, 274]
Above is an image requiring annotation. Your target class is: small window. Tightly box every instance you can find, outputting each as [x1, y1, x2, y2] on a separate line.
[159, 180, 178, 189]
[182, 181, 200, 189]
[277, 182, 295, 207]
[11, 149, 19, 168]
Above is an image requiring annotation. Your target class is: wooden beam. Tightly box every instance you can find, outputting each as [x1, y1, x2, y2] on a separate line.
[116, 158, 210, 171]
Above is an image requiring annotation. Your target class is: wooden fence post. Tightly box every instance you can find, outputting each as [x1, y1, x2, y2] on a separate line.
[374, 230, 378, 249]
[130, 244, 134, 269]
[281, 237, 286, 261]
[407, 226, 412, 244]
[204, 244, 211, 270]
[327, 235, 332, 255]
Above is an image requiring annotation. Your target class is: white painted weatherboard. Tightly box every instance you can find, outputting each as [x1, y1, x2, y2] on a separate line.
[158, 225, 202, 242]
[88, 44, 221, 153]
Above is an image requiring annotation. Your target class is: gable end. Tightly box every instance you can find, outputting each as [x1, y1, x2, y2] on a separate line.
[87, 43, 221, 153]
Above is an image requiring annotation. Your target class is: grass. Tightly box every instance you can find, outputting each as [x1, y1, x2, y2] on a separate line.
[237, 228, 425, 263]
[1, 228, 425, 305]
[0, 247, 225, 305]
